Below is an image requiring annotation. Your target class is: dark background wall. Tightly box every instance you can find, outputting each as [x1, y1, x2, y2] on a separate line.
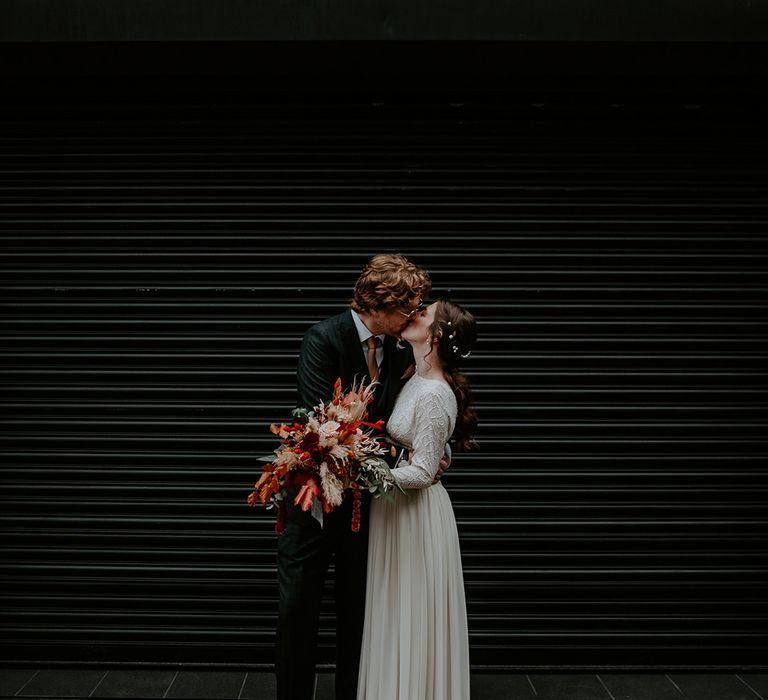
[2, 0, 768, 41]
[1, 0, 767, 672]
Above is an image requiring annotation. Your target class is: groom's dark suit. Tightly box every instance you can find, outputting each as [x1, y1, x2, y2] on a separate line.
[276, 309, 414, 700]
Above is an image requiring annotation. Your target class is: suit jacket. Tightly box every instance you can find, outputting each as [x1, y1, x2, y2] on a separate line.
[296, 309, 415, 424]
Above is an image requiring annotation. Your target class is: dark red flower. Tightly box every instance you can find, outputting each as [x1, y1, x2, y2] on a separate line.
[351, 482, 361, 532]
[298, 431, 320, 454]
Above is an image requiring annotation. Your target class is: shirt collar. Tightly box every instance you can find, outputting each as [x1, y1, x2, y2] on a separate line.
[350, 309, 385, 345]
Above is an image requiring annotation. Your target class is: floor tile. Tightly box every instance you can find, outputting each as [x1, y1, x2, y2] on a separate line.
[528, 673, 611, 700]
[239, 672, 277, 700]
[0, 669, 40, 696]
[315, 673, 333, 700]
[3, 668, 766, 700]
[737, 675, 768, 699]
[165, 671, 246, 699]
[471, 673, 535, 699]
[599, 673, 684, 700]
[92, 669, 178, 698]
[17, 669, 108, 698]
[668, 674, 761, 700]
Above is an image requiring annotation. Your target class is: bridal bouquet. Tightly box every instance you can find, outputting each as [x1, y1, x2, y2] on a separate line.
[248, 377, 403, 534]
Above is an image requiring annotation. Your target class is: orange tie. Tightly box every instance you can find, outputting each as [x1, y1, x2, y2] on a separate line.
[366, 336, 380, 382]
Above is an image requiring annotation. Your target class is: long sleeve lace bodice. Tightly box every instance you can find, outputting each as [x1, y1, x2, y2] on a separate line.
[386, 374, 457, 489]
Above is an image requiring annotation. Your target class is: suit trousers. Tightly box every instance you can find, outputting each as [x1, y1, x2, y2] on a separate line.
[276, 490, 371, 700]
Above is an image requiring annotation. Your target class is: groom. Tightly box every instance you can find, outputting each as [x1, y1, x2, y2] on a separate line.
[275, 254, 435, 700]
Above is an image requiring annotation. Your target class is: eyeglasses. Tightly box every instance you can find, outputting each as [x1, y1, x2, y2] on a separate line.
[397, 300, 429, 321]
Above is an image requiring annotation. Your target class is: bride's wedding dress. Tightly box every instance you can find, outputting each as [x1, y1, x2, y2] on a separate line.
[357, 373, 470, 700]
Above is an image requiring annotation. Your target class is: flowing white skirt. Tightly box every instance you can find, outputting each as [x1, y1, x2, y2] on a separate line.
[357, 483, 470, 700]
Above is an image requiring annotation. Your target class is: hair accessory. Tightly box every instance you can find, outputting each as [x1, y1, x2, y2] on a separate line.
[461, 350, 472, 359]
[448, 332, 456, 340]
[452, 345, 459, 354]
[446, 321, 452, 326]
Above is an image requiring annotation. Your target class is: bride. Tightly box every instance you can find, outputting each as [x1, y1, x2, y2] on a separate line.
[357, 299, 478, 700]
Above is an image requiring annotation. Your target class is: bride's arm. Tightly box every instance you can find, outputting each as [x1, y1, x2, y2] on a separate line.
[391, 392, 453, 489]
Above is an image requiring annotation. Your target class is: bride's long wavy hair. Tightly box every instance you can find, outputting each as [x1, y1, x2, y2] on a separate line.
[423, 299, 478, 452]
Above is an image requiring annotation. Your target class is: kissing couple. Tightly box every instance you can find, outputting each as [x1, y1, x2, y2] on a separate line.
[275, 254, 478, 700]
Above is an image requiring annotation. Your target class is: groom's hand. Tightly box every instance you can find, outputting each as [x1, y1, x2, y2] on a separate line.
[433, 452, 450, 484]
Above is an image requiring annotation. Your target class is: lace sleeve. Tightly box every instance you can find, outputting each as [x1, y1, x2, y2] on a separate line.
[391, 390, 454, 489]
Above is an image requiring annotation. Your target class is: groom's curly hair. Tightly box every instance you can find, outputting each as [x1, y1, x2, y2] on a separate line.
[350, 254, 432, 313]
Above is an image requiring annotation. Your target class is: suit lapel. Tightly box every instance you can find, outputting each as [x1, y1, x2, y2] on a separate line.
[373, 335, 407, 420]
[340, 309, 368, 383]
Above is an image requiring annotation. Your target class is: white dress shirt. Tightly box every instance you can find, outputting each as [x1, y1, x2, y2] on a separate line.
[350, 309, 385, 369]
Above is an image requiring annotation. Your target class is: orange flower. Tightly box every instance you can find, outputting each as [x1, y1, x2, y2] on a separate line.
[258, 475, 281, 505]
[361, 419, 385, 431]
[294, 476, 322, 512]
[270, 423, 296, 439]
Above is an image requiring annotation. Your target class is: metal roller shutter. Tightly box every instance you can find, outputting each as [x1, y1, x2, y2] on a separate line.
[1, 82, 767, 668]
